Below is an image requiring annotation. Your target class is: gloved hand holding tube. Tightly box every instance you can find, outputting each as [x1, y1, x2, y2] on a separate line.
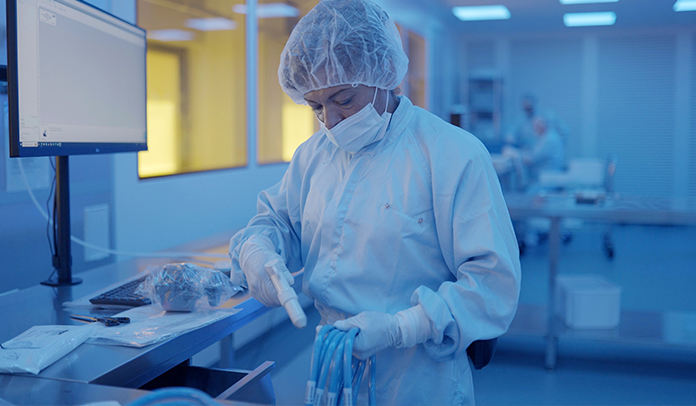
[265, 259, 307, 329]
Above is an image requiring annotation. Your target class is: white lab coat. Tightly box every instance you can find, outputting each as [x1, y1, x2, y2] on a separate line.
[230, 96, 521, 405]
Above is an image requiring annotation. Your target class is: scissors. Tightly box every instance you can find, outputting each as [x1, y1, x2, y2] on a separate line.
[70, 314, 130, 327]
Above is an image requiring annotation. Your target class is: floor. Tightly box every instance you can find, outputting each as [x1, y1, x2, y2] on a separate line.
[228, 224, 696, 405]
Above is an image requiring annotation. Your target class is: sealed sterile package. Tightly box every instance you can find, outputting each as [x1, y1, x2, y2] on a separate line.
[0, 325, 95, 374]
[135, 263, 243, 312]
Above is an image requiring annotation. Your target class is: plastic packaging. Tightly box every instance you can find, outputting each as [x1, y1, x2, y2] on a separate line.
[0, 325, 95, 374]
[136, 263, 243, 312]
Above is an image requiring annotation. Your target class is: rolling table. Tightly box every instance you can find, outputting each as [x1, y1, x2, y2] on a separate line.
[505, 193, 696, 370]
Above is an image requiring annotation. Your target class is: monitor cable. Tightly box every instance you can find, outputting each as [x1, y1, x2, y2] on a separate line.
[18, 158, 229, 265]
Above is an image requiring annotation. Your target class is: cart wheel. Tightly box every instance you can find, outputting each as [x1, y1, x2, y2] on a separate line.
[604, 246, 614, 259]
[602, 233, 614, 259]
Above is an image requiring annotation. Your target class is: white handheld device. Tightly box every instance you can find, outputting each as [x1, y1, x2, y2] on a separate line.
[264, 259, 307, 329]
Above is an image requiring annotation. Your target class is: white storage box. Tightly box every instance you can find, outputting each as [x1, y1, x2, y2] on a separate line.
[555, 275, 622, 330]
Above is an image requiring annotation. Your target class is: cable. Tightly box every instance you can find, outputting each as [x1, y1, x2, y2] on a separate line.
[17, 158, 229, 263]
[351, 357, 367, 405]
[342, 328, 359, 406]
[326, 335, 345, 406]
[46, 157, 57, 258]
[306, 325, 335, 405]
[368, 356, 376, 406]
[307, 326, 374, 406]
[315, 330, 344, 405]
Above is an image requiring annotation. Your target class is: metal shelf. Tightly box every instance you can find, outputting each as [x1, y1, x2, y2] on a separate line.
[509, 304, 696, 349]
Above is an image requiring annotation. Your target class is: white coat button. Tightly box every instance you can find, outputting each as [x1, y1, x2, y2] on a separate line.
[385, 203, 390, 209]
[418, 218, 423, 224]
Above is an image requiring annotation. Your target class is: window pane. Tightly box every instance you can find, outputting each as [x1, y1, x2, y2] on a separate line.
[257, 0, 319, 164]
[137, 0, 247, 178]
[394, 24, 428, 108]
[407, 31, 428, 109]
[139, 49, 182, 177]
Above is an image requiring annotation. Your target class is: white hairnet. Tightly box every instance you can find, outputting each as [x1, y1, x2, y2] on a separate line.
[278, 0, 409, 104]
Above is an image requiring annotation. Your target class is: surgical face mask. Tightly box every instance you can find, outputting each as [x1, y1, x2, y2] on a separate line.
[320, 88, 391, 153]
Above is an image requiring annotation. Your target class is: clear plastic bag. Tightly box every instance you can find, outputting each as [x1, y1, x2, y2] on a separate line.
[136, 263, 243, 312]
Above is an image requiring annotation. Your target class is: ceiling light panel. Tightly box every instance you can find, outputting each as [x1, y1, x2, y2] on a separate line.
[147, 29, 195, 42]
[563, 11, 617, 27]
[559, 0, 619, 4]
[232, 3, 300, 18]
[186, 17, 236, 31]
[452, 5, 511, 21]
[673, 0, 696, 11]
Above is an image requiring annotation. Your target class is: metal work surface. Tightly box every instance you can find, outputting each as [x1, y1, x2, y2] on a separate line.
[506, 194, 696, 226]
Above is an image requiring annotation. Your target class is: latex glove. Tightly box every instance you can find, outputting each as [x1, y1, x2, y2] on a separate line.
[239, 234, 290, 307]
[333, 305, 432, 360]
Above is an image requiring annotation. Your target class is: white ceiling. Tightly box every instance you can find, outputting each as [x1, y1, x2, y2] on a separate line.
[423, 0, 696, 35]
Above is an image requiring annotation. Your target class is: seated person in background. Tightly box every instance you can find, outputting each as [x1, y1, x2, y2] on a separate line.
[522, 115, 566, 182]
[504, 93, 538, 151]
[505, 116, 568, 248]
[503, 115, 566, 190]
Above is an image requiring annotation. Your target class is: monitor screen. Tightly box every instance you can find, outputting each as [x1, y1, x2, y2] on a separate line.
[7, 0, 147, 157]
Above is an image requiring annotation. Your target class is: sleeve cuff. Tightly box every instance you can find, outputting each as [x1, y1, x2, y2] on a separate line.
[395, 304, 433, 349]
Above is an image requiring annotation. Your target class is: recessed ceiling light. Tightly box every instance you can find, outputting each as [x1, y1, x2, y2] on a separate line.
[559, 0, 618, 4]
[147, 29, 194, 42]
[673, 0, 696, 11]
[186, 17, 236, 31]
[452, 5, 511, 21]
[232, 3, 300, 18]
[563, 12, 617, 27]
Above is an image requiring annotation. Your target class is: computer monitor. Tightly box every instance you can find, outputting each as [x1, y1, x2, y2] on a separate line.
[5, 0, 147, 285]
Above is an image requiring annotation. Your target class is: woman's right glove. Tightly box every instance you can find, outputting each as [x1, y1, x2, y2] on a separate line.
[333, 304, 433, 359]
[238, 234, 290, 307]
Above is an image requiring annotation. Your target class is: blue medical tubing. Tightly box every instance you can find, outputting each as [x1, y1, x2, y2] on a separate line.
[368, 356, 376, 406]
[307, 325, 336, 406]
[306, 326, 376, 406]
[318, 330, 343, 383]
[318, 329, 340, 371]
[314, 329, 335, 380]
[327, 338, 346, 406]
[342, 328, 359, 406]
[351, 359, 367, 404]
[314, 327, 341, 400]
[315, 331, 345, 405]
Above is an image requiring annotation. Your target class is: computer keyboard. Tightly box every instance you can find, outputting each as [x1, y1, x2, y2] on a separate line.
[89, 275, 151, 307]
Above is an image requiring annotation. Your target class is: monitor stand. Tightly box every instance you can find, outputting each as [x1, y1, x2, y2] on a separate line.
[41, 156, 81, 286]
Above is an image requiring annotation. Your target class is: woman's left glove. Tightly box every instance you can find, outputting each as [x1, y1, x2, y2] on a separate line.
[333, 304, 433, 359]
